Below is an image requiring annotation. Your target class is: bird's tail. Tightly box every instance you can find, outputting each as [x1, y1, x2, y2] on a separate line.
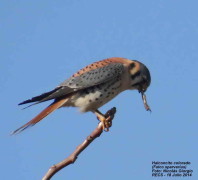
[11, 98, 68, 135]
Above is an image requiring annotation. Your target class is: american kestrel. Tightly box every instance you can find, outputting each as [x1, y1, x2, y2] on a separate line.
[12, 57, 151, 134]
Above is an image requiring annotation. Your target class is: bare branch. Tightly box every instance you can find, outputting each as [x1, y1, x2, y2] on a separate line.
[42, 107, 116, 180]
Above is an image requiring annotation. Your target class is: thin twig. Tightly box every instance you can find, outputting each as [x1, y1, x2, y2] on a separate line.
[42, 107, 116, 180]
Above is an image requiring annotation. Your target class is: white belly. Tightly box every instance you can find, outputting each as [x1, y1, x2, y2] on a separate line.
[65, 79, 122, 112]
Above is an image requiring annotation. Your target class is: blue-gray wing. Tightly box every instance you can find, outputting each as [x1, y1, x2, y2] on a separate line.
[19, 63, 124, 105]
[60, 63, 124, 89]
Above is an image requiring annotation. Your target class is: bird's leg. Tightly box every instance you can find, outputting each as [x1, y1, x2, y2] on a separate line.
[94, 107, 116, 132]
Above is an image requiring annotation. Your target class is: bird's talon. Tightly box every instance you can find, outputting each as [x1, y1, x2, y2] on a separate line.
[95, 108, 116, 132]
[100, 118, 111, 132]
[104, 128, 109, 132]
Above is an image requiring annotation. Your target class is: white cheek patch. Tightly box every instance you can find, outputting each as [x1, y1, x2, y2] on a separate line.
[130, 62, 140, 75]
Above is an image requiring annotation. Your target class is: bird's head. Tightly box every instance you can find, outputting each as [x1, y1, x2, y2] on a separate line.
[129, 60, 151, 111]
[129, 60, 151, 92]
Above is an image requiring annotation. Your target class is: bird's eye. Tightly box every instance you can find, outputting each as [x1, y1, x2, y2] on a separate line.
[142, 76, 148, 83]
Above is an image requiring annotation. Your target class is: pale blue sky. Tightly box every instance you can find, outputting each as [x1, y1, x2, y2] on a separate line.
[1, 0, 198, 180]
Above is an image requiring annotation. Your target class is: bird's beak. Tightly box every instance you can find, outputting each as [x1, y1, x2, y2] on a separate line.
[140, 91, 151, 112]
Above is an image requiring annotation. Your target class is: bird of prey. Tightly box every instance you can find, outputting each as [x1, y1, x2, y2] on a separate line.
[12, 57, 151, 134]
